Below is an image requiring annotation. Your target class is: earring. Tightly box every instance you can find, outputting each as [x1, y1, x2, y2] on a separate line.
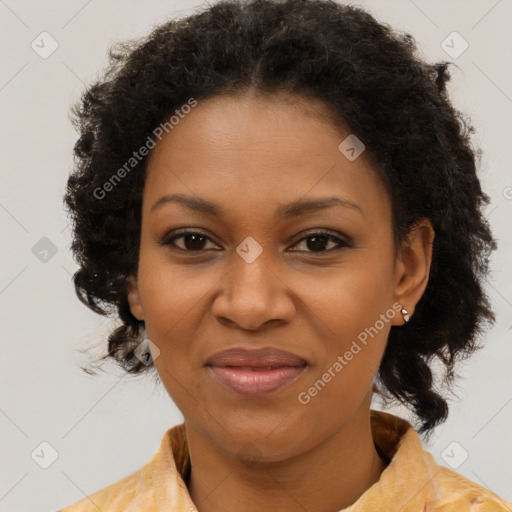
[401, 307, 410, 323]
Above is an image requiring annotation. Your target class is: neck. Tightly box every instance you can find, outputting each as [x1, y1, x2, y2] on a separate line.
[186, 408, 387, 512]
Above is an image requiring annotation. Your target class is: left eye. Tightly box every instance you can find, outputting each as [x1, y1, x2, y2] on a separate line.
[290, 232, 351, 253]
[160, 230, 351, 253]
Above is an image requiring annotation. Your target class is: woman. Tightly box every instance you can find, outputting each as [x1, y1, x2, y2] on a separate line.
[58, 0, 511, 510]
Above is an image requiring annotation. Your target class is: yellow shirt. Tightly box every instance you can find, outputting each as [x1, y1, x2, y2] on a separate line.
[57, 410, 511, 511]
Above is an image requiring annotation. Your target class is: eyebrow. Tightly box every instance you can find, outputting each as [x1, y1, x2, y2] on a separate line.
[150, 193, 363, 218]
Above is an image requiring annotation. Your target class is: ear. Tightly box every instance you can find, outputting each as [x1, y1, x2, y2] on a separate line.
[391, 218, 435, 325]
[126, 275, 145, 321]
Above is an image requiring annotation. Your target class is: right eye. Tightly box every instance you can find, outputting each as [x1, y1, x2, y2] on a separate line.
[160, 230, 221, 252]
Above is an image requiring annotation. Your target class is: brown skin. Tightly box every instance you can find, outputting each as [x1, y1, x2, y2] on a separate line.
[127, 91, 434, 512]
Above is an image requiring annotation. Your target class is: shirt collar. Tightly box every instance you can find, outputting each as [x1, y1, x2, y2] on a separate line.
[130, 409, 508, 511]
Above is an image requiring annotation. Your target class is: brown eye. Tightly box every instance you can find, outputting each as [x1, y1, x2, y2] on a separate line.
[289, 231, 352, 253]
[161, 231, 218, 251]
[160, 229, 351, 254]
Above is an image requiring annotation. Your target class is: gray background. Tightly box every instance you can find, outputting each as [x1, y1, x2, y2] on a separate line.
[0, 1, 511, 510]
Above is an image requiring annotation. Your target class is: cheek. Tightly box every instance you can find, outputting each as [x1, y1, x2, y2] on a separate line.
[136, 238, 215, 331]
[311, 248, 395, 339]
[295, 289, 394, 441]
[136, 243, 224, 409]
[297, 246, 395, 404]
[301, 296, 392, 409]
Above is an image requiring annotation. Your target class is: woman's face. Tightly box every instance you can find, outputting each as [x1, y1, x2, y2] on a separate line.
[128, 92, 426, 461]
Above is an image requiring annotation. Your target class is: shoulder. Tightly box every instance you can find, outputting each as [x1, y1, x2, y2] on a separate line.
[367, 412, 511, 511]
[56, 468, 141, 512]
[55, 424, 191, 512]
[402, 431, 512, 511]
[425, 464, 512, 511]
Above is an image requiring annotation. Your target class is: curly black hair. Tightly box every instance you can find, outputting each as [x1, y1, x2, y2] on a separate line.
[64, 0, 497, 434]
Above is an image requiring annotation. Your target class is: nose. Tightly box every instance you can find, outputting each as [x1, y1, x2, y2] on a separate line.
[211, 249, 296, 332]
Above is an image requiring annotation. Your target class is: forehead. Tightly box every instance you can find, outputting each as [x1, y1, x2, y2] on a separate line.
[143, 92, 390, 224]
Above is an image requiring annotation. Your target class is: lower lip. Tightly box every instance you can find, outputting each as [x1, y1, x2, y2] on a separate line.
[207, 365, 306, 396]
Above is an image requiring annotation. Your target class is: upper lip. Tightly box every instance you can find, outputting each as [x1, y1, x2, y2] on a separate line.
[205, 346, 307, 368]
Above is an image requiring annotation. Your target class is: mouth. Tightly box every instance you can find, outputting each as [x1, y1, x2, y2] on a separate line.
[207, 365, 307, 396]
[205, 346, 307, 397]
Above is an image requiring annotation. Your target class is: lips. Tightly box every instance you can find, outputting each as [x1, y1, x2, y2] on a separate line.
[205, 347, 307, 396]
[206, 346, 307, 368]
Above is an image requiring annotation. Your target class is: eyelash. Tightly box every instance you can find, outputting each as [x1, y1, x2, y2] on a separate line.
[159, 229, 352, 254]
